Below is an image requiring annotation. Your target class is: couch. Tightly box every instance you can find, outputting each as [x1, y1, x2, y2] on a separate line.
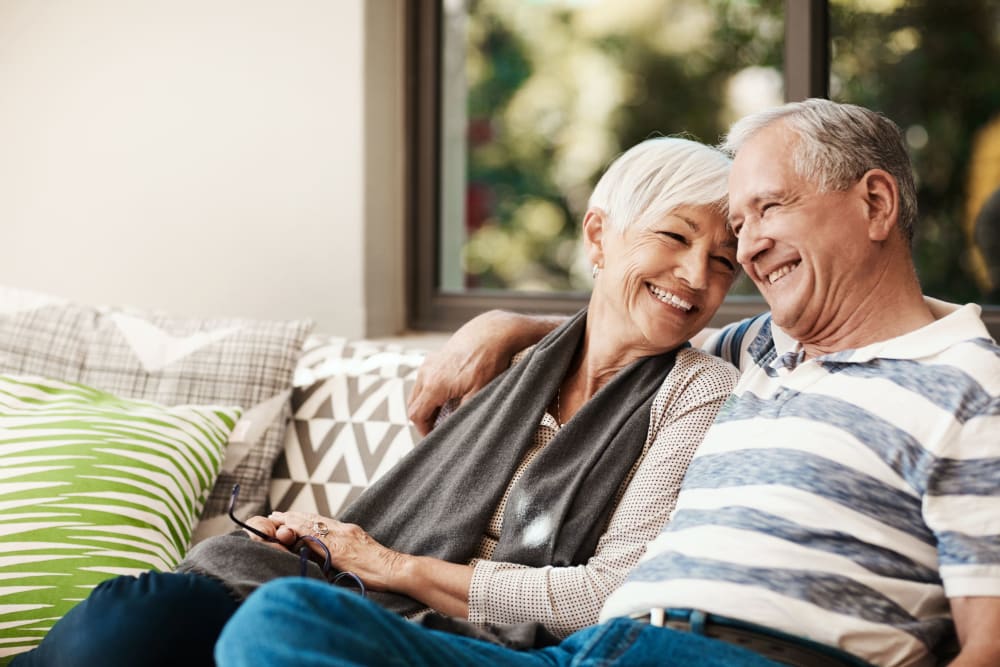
[0, 285, 427, 664]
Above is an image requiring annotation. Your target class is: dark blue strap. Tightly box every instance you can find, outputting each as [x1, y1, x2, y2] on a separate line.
[726, 315, 759, 366]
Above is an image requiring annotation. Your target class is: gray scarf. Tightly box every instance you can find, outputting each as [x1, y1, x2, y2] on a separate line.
[342, 308, 679, 614]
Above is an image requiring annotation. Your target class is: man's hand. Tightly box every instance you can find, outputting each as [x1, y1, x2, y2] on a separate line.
[406, 310, 565, 435]
[948, 596, 1000, 666]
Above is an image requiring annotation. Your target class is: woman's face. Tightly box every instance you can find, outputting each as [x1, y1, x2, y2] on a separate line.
[589, 204, 738, 352]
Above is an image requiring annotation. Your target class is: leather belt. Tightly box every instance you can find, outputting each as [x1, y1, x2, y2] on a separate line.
[629, 608, 873, 667]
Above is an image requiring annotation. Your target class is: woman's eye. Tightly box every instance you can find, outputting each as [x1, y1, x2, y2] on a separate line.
[713, 256, 736, 272]
[661, 232, 687, 244]
[761, 203, 778, 215]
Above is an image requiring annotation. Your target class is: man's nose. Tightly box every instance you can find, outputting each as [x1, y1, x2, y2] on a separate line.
[736, 219, 772, 268]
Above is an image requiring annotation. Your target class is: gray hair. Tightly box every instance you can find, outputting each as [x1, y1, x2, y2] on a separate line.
[721, 98, 918, 244]
[588, 136, 731, 234]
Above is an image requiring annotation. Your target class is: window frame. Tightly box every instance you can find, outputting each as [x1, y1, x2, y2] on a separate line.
[405, 0, 1000, 337]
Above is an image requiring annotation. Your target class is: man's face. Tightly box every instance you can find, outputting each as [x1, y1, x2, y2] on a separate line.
[727, 122, 872, 343]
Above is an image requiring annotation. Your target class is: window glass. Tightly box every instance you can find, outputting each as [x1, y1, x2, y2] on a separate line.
[831, 0, 1000, 305]
[439, 0, 784, 295]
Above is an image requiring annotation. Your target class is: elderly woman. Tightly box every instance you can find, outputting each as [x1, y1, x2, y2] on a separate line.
[14, 137, 739, 667]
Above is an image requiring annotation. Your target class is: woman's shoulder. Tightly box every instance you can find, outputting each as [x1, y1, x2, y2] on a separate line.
[642, 347, 738, 439]
[676, 345, 738, 371]
[658, 346, 740, 396]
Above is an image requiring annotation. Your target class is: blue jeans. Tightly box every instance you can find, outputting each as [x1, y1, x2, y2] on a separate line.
[11, 571, 239, 667]
[216, 579, 783, 667]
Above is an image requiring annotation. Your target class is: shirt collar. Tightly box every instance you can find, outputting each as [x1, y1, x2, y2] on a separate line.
[770, 298, 988, 363]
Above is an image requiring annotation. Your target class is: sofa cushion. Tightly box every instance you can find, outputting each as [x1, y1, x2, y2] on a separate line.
[0, 286, 312, 534]
[269, 336, 425, 517]
[0, 374, 240, 662]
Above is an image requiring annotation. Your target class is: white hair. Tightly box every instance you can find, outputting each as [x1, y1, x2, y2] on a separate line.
[721, 98, 918, 244]
[588, 136, 731, 234]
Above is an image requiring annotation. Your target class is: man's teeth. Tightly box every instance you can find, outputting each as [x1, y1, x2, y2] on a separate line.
[648, 285, 693, 311]
[767, 263, 799, 284]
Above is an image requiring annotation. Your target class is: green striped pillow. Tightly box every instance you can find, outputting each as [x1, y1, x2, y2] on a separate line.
[0, 375, 240, 664]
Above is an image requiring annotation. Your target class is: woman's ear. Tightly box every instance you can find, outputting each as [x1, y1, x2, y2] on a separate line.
[582, 208, 606, 267]
[859, 169, 899, 242]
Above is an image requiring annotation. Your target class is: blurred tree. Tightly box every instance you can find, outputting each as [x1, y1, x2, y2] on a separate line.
[457, 0, 999, 305]
[831, 0, 1000, 304]
[459, 0, 783, 292]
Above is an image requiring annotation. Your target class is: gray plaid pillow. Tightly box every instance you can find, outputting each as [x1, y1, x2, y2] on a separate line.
[0, 286, 312, 534]
[269, 336, 424, 517]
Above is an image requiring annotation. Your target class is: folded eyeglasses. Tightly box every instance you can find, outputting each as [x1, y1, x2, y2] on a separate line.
[228, 484, 366, 596]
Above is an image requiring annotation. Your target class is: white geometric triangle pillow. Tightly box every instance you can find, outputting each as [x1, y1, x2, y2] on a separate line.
[270, 337, 425, 518]
[0, 286, 312, 534]
[292, 334, 426, 387]
[0, 374, 240, 662]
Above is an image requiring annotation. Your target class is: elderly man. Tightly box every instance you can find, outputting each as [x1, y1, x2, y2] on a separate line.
[215, 100, 1000, 667]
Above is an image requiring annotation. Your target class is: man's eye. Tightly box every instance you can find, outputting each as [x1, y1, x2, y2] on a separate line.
[761, 203, 778, 215]
[729, 222, 742, 238]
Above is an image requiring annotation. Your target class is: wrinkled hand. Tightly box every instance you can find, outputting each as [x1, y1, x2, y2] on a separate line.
[407, 310, 533, 436]
[269, 511, 405, 592]
[242, 515, 298, 551]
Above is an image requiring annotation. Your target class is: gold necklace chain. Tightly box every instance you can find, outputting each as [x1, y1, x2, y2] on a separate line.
[555, 386, 565, 427]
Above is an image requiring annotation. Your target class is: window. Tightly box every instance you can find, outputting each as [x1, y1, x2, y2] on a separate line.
[830, 0, 1000, 319]
[408, 0, 1000, 337]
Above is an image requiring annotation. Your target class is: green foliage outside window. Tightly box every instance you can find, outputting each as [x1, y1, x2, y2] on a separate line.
[831, 0, 1000, 305]
[453, 0, 1000, 306]
[458, 0, 783, 294]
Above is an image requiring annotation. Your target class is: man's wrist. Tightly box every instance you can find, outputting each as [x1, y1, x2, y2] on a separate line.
[482, 310, 563, 352]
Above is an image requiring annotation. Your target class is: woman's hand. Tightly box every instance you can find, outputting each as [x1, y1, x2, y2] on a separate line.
[270, 511, 475, 617]
[268, 511, 406, 592]
[242, 515, 298, 551]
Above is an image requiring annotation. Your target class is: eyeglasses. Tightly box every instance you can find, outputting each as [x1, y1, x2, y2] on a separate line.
[228, 484, 366, 596]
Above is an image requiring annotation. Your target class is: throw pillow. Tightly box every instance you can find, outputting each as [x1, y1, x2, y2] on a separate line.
[0, 286, 312, 534]
[269, 336, 425, 517]
[0, 374, 240, 663]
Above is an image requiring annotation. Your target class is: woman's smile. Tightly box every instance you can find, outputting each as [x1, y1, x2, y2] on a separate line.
[646, 283, 694, 312]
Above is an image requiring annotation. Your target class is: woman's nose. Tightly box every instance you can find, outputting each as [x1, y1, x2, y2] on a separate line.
[675, 253, 708, 290]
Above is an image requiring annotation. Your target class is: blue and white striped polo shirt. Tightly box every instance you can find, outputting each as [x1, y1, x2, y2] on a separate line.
[600, 300, 1000, 667]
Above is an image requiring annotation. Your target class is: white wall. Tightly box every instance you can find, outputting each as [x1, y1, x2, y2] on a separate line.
[0, 0, 405, 337]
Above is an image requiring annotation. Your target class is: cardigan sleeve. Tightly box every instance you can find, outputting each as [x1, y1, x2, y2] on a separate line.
[465, 349, 739, 637]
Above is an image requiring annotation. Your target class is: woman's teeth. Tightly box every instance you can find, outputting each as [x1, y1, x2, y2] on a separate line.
[767, 262, 799, 284]
[648, 284, 693, 311]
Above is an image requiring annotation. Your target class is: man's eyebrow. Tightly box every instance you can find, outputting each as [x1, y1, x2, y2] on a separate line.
[728, 190, 784, 222]
[752, 190, 785, 206]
